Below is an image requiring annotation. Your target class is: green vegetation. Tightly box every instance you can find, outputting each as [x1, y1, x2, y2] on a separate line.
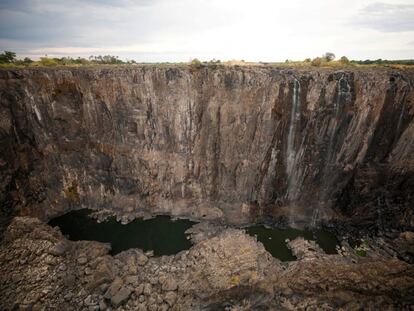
[355, 249, 367, 257]
[189, 58, 223, 70]
[39, 56, 59, 66]
[230, 275, 240, 286]
[0, 51, 139, 67]
[0, 51, 17, 63]
[311, 57, 323, 67]
[350, 59, 414, 66]
[1, 50, 414, 69]
[268, 52, 414, 68]
[340, 56, 350, 65]
[189, 58, 203, 69]
[354, 238, 369, 257]
[310, 52, 340, 67]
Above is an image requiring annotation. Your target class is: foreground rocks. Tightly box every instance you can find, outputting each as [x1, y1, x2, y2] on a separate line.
[1, 217, 414, 310]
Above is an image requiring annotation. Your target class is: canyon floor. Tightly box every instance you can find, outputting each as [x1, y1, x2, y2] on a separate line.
[1, 214, 414, 311]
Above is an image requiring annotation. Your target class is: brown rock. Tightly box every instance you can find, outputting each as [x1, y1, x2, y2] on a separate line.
[104, 277, 123, 299]
[400, 231, 414, 242]
[161, 277, 178, 291]
[111, 286, 131, 307]
[164, 291, 177, 306]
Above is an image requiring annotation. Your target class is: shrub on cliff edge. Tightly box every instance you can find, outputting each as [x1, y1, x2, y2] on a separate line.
[0, 51, 16, 64]
[189, 58, 203, 69]
[311, 57, 323, 66]
[340, 56, 350, 64]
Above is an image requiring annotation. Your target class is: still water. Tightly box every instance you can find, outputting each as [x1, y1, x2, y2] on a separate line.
[49, 209, 339, 261]
[49, 209, 196, 256]
[246, 225, 339, 261]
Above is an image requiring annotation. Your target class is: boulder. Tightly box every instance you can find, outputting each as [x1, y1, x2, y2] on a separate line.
[161, 277, 178, 291]
[104, 277, 123, 299]
[111, 286, 131, 307]
[48, 242, 67, 256]
[137, 253, 149, 266]
[164, 291, 177, 306]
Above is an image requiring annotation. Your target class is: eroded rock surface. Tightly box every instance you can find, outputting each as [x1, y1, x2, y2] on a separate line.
[1, 66, 414, 310]
[0, 66, 413, 228]
[1, 217, 413, 310]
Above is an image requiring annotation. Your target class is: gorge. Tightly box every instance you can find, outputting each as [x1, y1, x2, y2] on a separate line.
[0, 65, 414, 310]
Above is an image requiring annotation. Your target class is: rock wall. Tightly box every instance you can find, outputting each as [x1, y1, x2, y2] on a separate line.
[0, 66, 413, 227]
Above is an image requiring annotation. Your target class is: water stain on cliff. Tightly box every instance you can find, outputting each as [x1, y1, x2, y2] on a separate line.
[0, 66, 413, 228]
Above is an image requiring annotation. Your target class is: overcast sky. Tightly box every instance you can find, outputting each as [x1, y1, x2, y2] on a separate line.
[0, 0, 413, 62]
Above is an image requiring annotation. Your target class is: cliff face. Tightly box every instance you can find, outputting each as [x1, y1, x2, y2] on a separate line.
[0, 66, 413, 227]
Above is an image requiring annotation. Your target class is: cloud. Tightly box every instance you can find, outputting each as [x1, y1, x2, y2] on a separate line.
[353, 2, 414, 32]
[0, 0, 155, 10]
[0, 0, 236, 50]
[0, 0, 413, 61]
[0, 0, 161, 46]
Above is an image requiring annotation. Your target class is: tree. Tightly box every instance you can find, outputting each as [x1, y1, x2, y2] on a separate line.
[0, 51, 16, 63]
[323, 52, 335, 62]
[23, 57, 33, 64]
[339, 56, 349, 64]
[89, 54, 123, 64]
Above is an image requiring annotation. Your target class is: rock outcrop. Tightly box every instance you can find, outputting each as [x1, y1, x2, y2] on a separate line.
[1, 216, 413, 310]
[0, 66, 413, 228]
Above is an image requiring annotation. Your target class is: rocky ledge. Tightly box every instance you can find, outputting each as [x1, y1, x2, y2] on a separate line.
[1, 217, 413, 310]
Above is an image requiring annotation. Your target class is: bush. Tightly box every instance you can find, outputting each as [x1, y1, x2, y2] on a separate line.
[13, 57, 33, 66]
[189, 58, 203, 69]
[23, 57, 33, 64]
[311, 57, 323, 66]
[355, 249, 366, 257]
[39, 57, 59, 66]
[354, 239, 368, 256]
[339, 56, 349, 64]
[204, 58, 222, 68]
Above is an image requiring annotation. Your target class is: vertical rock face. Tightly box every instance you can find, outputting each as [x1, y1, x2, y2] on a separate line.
[0, 66, 413, 227]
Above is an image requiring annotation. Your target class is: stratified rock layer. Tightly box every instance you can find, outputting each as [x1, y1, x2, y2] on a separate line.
[0, 66, 413, 227]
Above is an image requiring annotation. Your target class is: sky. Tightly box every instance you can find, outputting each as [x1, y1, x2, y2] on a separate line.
[0, 0, 413, 62]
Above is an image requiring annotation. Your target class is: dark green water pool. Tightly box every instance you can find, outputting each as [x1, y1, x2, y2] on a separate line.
[49, 209, 339, 261]
[246, 225, 339, 261]
[48, 209, 196, 256]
